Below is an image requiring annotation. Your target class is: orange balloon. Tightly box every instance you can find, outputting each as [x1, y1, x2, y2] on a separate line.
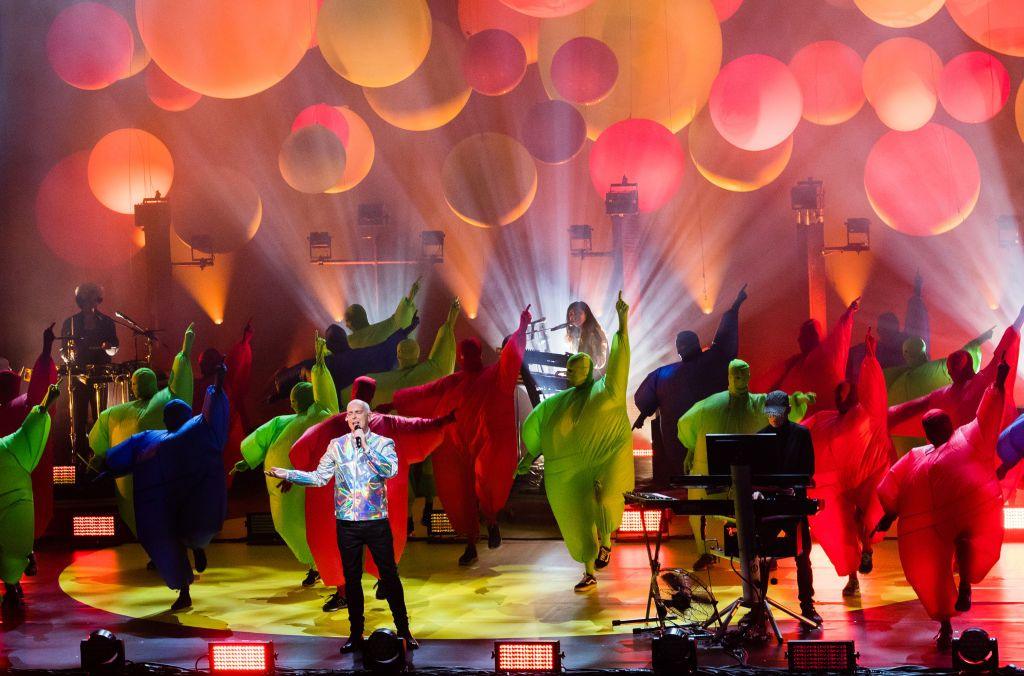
[123, 15, 151, 79]
[789, 41, 864, 126]
[1015, 81, 1024, 144]
[328, 108, 375, 193]
[87, 128, 174, 214]
[279, 126, 347, 194]
[364, 22, 471, 131]
[946, 0, 1024, 57]
[538, 0, 721, 139]
[458, 0, 540, 63]
[137, 0, 313, 99]
[862, 37, 941, 132]
[442, 133, 537, 228]
[500, 0, 594, 17]
[854, 0, 944, 28]
[938, 52, 1009, 124]
[173, 166, 262, 253]
[46, 2, 133, 90]
[688, 109, 792, 193]
[318, 0, 432, 88]
[145, 63, 201, 111]
[712, 0, 743, 21]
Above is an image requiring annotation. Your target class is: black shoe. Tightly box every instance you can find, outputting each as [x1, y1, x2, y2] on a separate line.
[192, 548, 207, 573]
[692, 553, 718, 571]
[302, 569, 320, 587]
[25, 551, 37, 577]
[955, 583, 972, 612]
[322, 591, 347, 612]
[573, 573, 597, 591]
[374, 581, 387, 600]
[420, 502, 433, 527]
[842, 577, 860, 597]
[595, 545, 611, 570]
[407, 516, 415, 536]
[170, 588, 192, 612]
[801, 605, 823, 625]
[340, 634, 364, 654]
[858, 549, 874, 575]
[936, 622, 953, 650]
[2, 584, 24, 611]
[458, 544, 478, 566]
[487, 523, 501, 549]
[399, 629, 419, 650]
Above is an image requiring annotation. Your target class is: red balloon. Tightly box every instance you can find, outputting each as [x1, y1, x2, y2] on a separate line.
[292, 104, 350, 145]
[712, 0, 744, 21]
[145, 63, 201, 111]
[520, 100, 587, 164]
[36, 152, 141, 269]
[463, 29, 527, 96]
[946, 0, 1024, 57]
[938, 52, 1010, 124]
[500, 0, 594, 18]
[46, 2, 134, 90]
[789, 41, 864, 126]
[458, 0, 540, 63]
[589, 118, 685, 213]
[709, 54, 803, 151]
[551, 37, 618, 105]
[864, 124, 980, 237]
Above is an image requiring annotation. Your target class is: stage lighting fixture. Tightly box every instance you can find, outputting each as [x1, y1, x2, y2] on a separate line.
[568, 224, 594, 257]
[786, 640, 858, 672]
[427, 509, 459, 542]
[997, 215, 1021, 248]
[72, 514, 117, 538]
[1005, 507, 1024, 532]
[309, 231, 333, 262]
[953, 628, 999, 672]
[80, 629, 125, 674]
[633, 448, 653, 458]
[493, 640, 562, 674]
[421, 230, 445, 262]
[606, 176, 639, 215]
[364, 628, 407, 673]
[652, 627, 697, 675]
[172, 233, 216, 270]
[358, 202, 389, 227]
[791, 178, 824, 225]
[822, 218, 871, 255]
[614, 506, 669, 542]
[52, 465, 76, 485]
[246, 512, 285, 545]
[208, 641, 275, 674]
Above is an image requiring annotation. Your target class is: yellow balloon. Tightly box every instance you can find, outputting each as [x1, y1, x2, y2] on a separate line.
[538, 0, 722, 139]
[853, 0, 944, 28]
[279, 125, 347, 194]
[688, 108, 793, 192]
[442, 133, 537, 228]
[326, 107, 375, 193]
[363, 21, 471, 131]
[318, 0, 432, 88]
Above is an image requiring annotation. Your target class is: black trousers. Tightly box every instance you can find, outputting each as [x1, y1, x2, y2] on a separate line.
[795, 518, 814, 609]
[337, 519, 408, 635]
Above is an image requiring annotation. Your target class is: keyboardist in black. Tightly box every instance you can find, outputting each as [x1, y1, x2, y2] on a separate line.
[760, 389, 821, 625]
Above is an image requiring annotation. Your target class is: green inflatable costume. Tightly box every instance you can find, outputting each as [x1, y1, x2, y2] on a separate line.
[677, 360, 813, 558]
[0, 385, 57, 607]
[519, 293, 632, 589]
[89, 324, 195, 535]
[235, 334, 338, 579]
[344, 279, 420, 349]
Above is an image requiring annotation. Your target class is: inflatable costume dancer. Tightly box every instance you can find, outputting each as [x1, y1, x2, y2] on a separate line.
[104, 367, 230, 611]
[677, 360, 813, 570]
[233, 333, 338, 587]
[875, 362, 1018, 649]
[291, 376, 452, 611]
[89, 324, 195, 535]
[393, 306, 530, 566]
[847, 273, 929, 382]
[0, 385, 59, 610]
[344, 278, 420, 349]
[518, 293, 631, 591]
[634, 286, 746, 487]
[998, 410, 1024, 503]
[803, 329, 893, 597]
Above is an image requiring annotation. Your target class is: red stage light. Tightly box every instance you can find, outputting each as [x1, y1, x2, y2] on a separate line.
[72, 515, 116, 538]
[208, 642, 274, 673]
[615, 506, 669, 541]
[494, 640, 562, 673]
[633, 448, 653, 458]
[1005, 507, 1024, 530]
[53, 465, 76, 485]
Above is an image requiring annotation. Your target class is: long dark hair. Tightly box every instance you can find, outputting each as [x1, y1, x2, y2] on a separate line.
[566, 301, 608, 369]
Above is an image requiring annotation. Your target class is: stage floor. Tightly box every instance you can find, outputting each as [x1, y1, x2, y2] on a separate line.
[4, 534, 1024, 672]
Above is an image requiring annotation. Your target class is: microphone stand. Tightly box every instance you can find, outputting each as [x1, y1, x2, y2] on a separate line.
[113, 312, 166, 363]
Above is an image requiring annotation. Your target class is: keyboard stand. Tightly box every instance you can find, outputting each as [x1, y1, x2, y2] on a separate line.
[611, 508, 677, 633]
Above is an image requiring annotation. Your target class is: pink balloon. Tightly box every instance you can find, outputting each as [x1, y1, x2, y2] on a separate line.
[589, 118, 685, 213]
[709, 54, 803, 151]
[551, 37, 618, 105]
[864, 124, 980, 237]
[712, 0, 744, 21]
[789, 41, 864, 126]
[145, 63, 201, 111]
[499, 0, 594, 18]
[938, 52, 1010, 124]
[292, 104, 350, 145]
[520, 100, 587, 164]
[862, 38, 941, 132]
[458, 0, 540, 63]
[46, 2, 134, 90]
[463, 29, 527, 96]
[36, 152, 141, 269]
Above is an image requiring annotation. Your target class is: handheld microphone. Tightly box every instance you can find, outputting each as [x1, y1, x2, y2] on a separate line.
[353, 422, 363, 449]
[548, 322, 569, 331]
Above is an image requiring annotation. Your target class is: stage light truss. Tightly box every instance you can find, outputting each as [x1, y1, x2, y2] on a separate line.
[493, 640, 562, 674]
[208, 641, 275, 673]
[786, 640, 858, 672]
[72, 514, 117, 538]
[53, 464, 76, 485]
[615, 506, 669, 541]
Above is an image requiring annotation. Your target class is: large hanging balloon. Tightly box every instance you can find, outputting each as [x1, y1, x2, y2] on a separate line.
[589, 118, 685, 212]
[709, 54, 803, 152]
[87, 129, 174, 215]
[364, 21, 471, 132]
[463, 29, 526, 96]
[520, 100, 587, 164]
[853, 0, 944, 28]
[318, 0, 432, 88]
[789, 41, 864, 126]
[1016, 82, 1024, 145]
[938, 52, 1010, 124]
[145, 64, 201, 111]
[500, 0, 594, 17]
[712, 0, 744, 21]
[331, 108, 375, 193]
[36, 152, 141, 269]
[688, 109, 792, 193]
[136, 0, 313, 99]
[173, 166, 262, 253]
[291, 104, 350, 145]
[279, 125, 347, 194]
[946, 0, 1024, 58]
[862, 38, 941, 132]
[538, 0, 722, 139]
[442, 133, 538, 228]
[864, 124, 980, 237]
[47, 2, 134, 90]
[458, 0, 540, 63]
[550, 37, 618, 105]
[122, 14, 151, 79]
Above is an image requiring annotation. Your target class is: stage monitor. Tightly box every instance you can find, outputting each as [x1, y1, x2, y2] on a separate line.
[705, 433, 781, 476]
